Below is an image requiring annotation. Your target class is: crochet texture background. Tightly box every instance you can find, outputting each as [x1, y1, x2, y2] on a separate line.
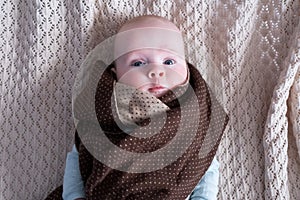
[0, 0, 299, 199]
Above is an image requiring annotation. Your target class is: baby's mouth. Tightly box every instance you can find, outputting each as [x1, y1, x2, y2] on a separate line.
[148, 85, 168, 96]
[148, 85, 165, 91]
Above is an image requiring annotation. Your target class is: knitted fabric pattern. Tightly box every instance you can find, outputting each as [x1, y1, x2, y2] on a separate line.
[1, 1, 299, 199]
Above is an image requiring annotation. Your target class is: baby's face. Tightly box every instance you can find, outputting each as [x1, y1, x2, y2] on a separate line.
[114, 48, 187, 97]
[113, 16, 187, 97]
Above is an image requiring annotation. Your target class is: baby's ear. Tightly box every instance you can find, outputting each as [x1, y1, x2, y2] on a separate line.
[110, 65, 118, 80]
[111, 67, 116, 73]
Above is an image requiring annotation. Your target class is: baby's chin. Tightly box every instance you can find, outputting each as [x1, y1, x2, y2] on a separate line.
[148, 89, 169, 97]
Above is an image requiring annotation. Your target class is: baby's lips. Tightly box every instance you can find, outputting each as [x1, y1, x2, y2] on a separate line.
[147, 86, 169, 97]
[148, 85, 166, 91]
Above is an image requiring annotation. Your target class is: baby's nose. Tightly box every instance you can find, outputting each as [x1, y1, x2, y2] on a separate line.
[148, 66, 165, 79]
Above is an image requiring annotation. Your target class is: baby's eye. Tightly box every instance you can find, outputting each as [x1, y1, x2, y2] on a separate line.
[131, 60, 146, 67]
[163, 59, 175, 65]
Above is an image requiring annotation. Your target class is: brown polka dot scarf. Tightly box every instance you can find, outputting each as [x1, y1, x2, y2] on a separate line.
[45, 62, 228, 200]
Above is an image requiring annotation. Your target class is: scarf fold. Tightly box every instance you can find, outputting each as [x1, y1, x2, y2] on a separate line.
[73, 62, 228, 200]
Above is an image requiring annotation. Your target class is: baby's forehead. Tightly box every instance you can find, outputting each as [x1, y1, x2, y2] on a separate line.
[114, 26, 185, 60]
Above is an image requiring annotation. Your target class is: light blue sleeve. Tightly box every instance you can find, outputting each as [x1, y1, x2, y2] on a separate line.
[188, 157, 220, 200]
[62, 144, 86, 200]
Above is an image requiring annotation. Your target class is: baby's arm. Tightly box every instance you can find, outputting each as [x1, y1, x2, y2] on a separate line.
[188, 157, 220, 200]
[62, 144, 86, 200]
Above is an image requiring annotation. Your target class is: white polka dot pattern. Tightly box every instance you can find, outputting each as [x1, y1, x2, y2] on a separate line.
[70, 63, 228, 199]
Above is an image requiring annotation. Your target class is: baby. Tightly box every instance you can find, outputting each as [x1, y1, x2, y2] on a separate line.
[50, 15, 225, 200]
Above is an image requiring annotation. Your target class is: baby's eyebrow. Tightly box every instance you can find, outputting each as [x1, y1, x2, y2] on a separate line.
[123, 54, 146, 63]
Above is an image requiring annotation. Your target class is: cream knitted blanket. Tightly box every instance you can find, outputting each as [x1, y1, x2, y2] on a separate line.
[0, 1, 299, 199]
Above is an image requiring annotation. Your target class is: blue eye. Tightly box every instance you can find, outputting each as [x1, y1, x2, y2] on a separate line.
[131, 60, 146, 67]
[163, 59, 175, 65]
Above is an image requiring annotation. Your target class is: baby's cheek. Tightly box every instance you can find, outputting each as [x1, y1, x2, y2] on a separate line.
[167, 69, 187, 86]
